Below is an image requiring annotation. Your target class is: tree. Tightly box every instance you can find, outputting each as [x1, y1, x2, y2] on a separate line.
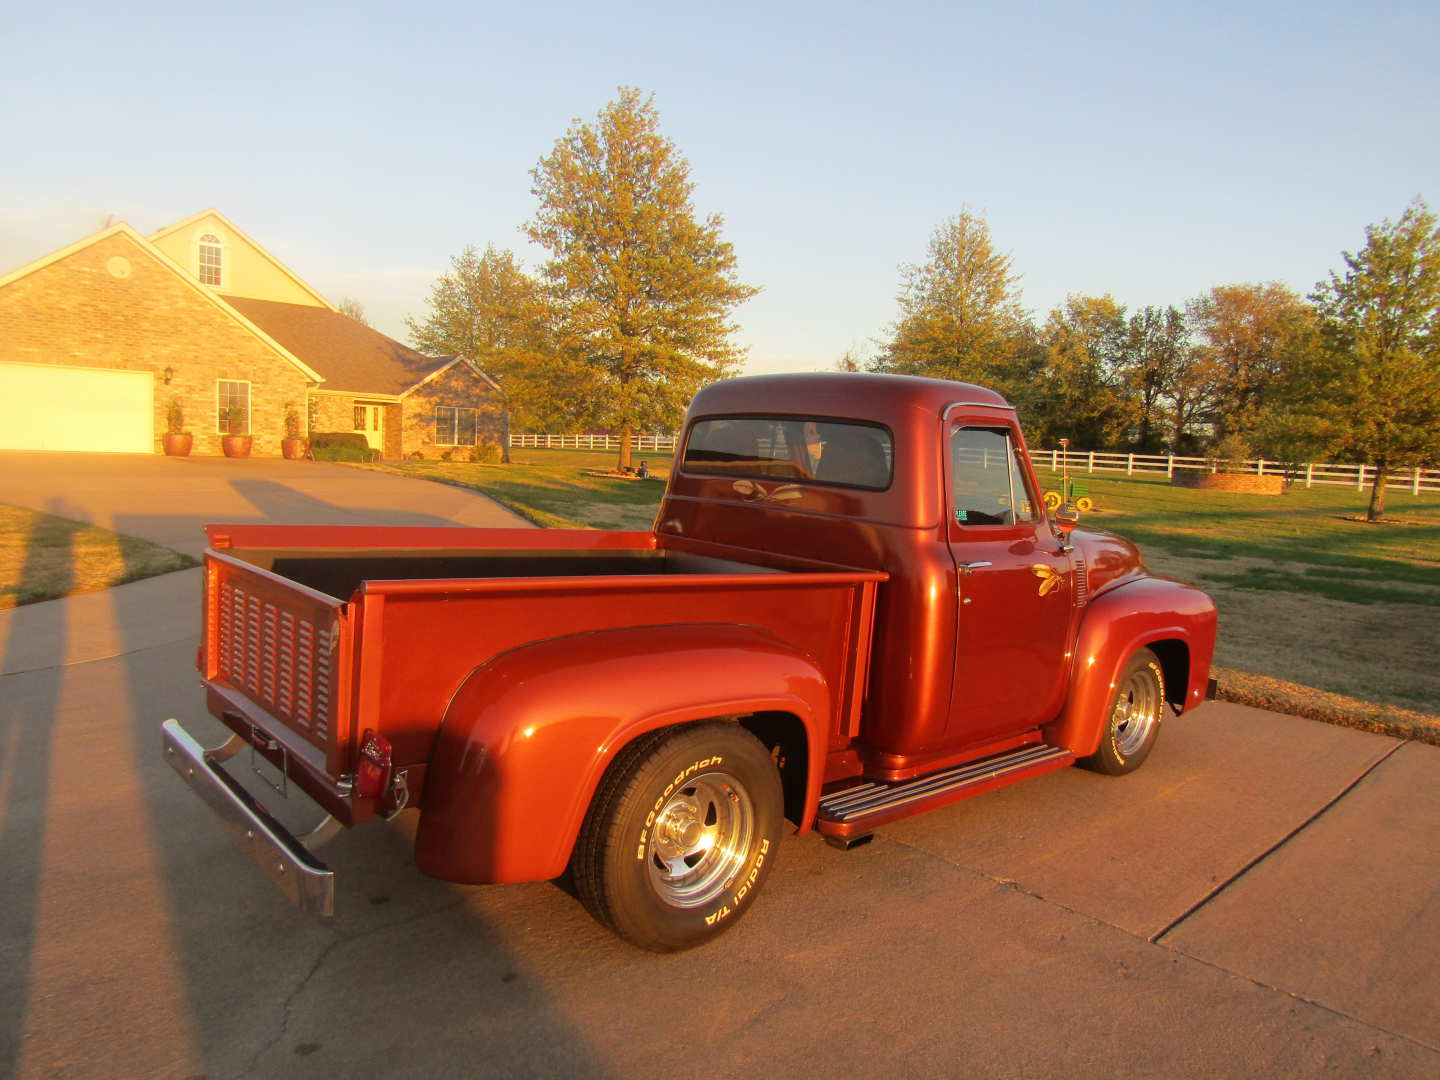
[337, 296, 371, 326]
[1121, 305, 1191, 451]
[873, 210, 1033, 397]
[1030, 295, 1136, 449]
[526, 87, 758, 470]
[406, 245, 574, 461]
[1308, 198, 1440, 520]
[1187, 282, 1315, 447]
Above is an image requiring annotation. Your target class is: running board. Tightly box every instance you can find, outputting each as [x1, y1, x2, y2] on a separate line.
[817, 744, 1074, 837]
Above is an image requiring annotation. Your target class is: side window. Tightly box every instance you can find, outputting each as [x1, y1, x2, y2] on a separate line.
[951, 427, 1037, 526]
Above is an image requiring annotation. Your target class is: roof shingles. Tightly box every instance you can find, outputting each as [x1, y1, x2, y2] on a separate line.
[222, 296, 448, 396]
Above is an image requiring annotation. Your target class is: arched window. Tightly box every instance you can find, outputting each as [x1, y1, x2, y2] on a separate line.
[197, 233, 223, 286]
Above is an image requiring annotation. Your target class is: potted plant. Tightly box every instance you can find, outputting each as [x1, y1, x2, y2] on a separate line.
[281, 401, 308, 460]
[221, 406, 253, 459]
[163, 398, 193, 457]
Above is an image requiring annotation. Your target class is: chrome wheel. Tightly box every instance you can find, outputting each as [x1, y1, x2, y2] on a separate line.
[646, 771, 754, 909]
[1110, 665, 1163, 758]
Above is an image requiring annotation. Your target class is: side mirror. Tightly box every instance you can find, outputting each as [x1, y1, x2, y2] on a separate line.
[1053, 501, 1080, 538]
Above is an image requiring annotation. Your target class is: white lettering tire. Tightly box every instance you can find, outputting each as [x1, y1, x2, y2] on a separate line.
[571, 722, 783, 951]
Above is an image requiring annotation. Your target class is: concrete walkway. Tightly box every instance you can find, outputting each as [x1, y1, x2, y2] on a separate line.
[1, 453, 1437, 1076]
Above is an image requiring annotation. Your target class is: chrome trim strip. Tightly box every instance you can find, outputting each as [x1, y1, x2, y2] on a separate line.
[942, 400, 1016, 418]
[162, 719, 335, 917]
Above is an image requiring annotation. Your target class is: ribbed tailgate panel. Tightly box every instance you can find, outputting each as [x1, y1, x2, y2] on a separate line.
[207, 557, 345, 757]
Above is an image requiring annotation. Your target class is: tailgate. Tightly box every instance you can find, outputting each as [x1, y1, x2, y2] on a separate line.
[202, 551, 352, 780]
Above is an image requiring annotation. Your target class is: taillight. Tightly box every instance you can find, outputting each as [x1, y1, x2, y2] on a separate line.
[355, 728, 393, 799]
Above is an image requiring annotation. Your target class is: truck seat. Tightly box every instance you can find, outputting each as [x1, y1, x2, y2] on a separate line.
[816, 431, 890, 490]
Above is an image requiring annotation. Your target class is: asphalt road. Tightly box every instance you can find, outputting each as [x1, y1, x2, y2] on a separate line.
[1, 452, 1437, 1078]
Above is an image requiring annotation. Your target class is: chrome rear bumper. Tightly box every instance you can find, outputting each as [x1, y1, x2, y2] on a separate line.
[162, 718, 335, 916]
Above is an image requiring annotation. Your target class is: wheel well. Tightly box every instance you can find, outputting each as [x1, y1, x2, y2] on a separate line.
[1146, 639, 1190, 710]
[738, 711, 809, 827]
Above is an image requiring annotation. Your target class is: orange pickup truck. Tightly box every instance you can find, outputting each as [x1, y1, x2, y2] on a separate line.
[163, 373, 1216, 951]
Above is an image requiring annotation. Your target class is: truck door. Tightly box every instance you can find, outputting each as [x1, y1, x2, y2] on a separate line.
[944, 423, 1074, 746]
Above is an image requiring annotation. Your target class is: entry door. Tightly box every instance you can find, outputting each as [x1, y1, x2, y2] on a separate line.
[945, 424, 1075, 747]
[354, 404, 383, 451]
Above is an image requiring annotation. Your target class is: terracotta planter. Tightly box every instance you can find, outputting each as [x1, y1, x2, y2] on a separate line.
[222, 435, 253, 459]
[163, 432, 193, 457]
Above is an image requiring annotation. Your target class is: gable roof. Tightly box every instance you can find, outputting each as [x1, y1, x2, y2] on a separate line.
[222, 296, 455, 396]
[0, 223, 324, 383]
[149, 208, 336, 310]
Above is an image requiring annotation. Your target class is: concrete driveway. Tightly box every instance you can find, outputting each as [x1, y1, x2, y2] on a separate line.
[0, 450, 530, 558]
[1, 453, 1437, 1077]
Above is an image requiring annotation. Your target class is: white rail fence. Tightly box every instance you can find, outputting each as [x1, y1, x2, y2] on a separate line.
[1036, 449, 1440, 495]
[510, 434, 1440, 495]
[510, 433, 679, 452]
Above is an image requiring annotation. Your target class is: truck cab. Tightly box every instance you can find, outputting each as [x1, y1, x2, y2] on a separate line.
[662, 373, 1214, 794]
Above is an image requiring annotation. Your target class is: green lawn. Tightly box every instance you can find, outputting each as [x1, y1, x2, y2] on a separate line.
[369, 451, 1439, 726]
[367, 449, 673, 530]
[0, 504, 198, 610]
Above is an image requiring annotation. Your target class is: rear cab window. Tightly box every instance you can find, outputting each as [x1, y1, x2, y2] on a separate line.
[684, 417, 894, 491]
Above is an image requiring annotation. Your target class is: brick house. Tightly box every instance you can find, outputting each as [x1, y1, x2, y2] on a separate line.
[0, 209, 503, 458]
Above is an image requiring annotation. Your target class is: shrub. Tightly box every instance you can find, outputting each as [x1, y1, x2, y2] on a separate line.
[222, 405, 250, 437]
[467, 441, 502, 464]
[1209, 434, 1253, 474]
[166, 399, 187, 435]
[310, 432, 374, 462]
[283, 402, 303, 439]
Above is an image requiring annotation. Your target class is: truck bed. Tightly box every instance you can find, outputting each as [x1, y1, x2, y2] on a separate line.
[199, 525, 884, 821]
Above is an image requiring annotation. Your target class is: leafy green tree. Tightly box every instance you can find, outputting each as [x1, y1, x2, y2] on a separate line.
[1031, 294, 1136, 449]
[406, 245, 574, 462]
[1187, 282, 1316, 447]
[526, 87, 758, 470]
[1307, 198, 1440, 520]
[1156, 337, 1222, 455]
[1121, 305, 1191, 451]
[873, 210, 1033, 398]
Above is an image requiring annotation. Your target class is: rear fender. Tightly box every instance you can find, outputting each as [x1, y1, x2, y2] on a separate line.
[1044, 578, 1217, 757]
[414, 623, 832, 885]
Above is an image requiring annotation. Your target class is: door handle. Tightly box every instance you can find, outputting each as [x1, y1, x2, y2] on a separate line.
[957, 561, 992, 576]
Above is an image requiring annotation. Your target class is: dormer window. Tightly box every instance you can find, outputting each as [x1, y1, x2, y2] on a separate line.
[198, 233, 223, 286]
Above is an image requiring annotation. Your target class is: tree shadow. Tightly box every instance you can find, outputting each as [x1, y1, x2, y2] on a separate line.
[0, 498, 78, 1075]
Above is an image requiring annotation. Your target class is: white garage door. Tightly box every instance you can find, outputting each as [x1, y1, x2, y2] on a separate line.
[0, 362, 154, 453]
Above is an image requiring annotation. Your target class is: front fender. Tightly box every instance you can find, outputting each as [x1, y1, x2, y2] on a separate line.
[414, 623, 832, 885]
[1043, 577, 1217, 757]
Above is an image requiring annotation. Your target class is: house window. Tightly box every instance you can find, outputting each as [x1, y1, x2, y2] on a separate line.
[354, 406, 368, 430]
[198, 233, 223, 286]
[217, 380, 251, 434]
[435, 406, 479, 446]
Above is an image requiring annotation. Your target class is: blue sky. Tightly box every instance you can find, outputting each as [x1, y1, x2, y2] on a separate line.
[3, 1, 1436, 375]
